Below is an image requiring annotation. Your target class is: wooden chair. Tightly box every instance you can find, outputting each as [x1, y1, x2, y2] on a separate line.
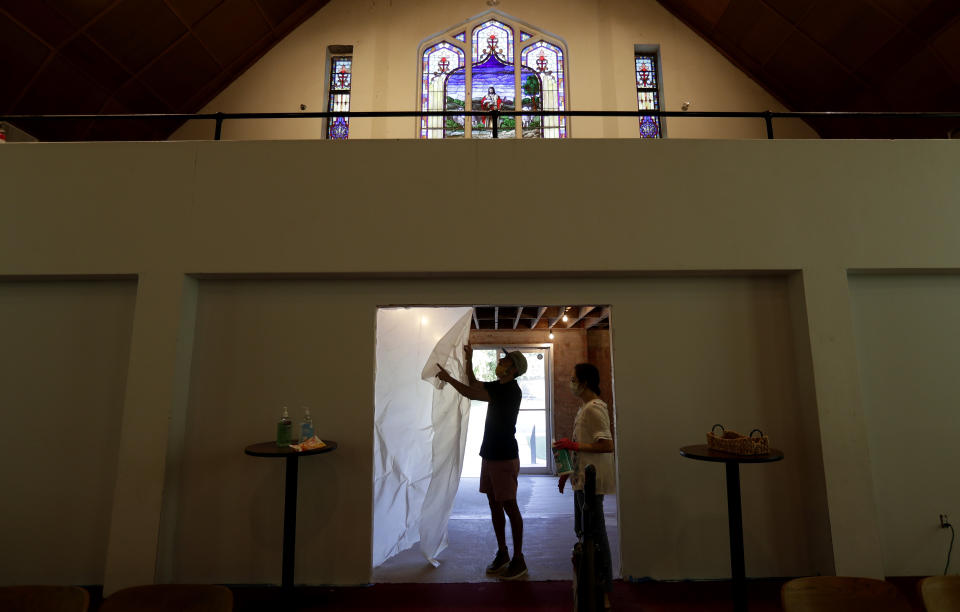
[0, 585, 89, 612]
[781, 576, 913, 612]
[99, 584, 232, 612]
[919, 575, 960, 612]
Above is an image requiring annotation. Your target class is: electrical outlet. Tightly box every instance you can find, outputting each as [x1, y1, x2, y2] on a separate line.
[940, 514, 950, 528]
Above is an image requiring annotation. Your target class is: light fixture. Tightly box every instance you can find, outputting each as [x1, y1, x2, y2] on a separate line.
[562, 314, 568, 322]
[548, 331, 555, 340]
[421, 316, 429, 325]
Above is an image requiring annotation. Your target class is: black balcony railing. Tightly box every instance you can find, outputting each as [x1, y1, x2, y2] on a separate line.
[2, 109, 959, 140]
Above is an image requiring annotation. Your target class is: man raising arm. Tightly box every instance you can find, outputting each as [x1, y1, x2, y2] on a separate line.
[436, 345, 528, 580]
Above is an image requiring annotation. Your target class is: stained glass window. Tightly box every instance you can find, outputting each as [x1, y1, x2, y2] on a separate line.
[471, 20, 515, 139]
[420, 42, 466, 139]
[419, 15, 567, 139]
[635, 53, 661, 138]
[326, 56, 352, 139]
[472, 19, 513, 63]
[521, 41, 566, 138]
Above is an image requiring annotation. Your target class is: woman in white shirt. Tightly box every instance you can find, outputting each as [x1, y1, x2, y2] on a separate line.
[553, 363, 615, 606]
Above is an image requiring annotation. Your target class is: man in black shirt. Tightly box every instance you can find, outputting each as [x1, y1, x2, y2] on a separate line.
[436, 345, 528, 580]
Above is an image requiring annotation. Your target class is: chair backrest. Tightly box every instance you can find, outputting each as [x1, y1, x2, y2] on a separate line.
[99, 584, 232, 612]
[781, 576, 913, 612]
[0, 585, 89, 612]
[920, 575, 960, 612]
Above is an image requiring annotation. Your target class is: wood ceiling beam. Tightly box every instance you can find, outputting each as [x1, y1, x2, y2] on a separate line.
[585, 307, 611, 329]
[565, 306, 595, 328]
[494, 306, 499, 330]
[548, 306, 568, 329]
[530, 306, 547, 329]
[513, 306, 523, 329]
[473, 308, 479, 330]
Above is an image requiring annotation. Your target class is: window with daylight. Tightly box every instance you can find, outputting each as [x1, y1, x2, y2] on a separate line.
[326, 55, 352, 139]
[635, 52, 662, 138]
[418, 14, 568, 139]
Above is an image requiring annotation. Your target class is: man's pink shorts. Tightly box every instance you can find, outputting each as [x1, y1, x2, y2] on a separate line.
[479, 458, 520, 501]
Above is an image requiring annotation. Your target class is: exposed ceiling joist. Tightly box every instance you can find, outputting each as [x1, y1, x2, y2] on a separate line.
[468, 305, 609, 330]
[565, 306, 595, 328]
[585, 307, 611, 329]
[548, 306, 568, 329]
[530, 306, 547, 329]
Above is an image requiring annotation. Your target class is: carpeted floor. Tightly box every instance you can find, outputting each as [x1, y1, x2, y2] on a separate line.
[82, 576, 928, 611]
[225, 577, 928, 611]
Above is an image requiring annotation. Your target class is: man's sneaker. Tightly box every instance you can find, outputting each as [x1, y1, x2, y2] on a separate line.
[485, 549, 510, 575]
[499, 555, 528, 580]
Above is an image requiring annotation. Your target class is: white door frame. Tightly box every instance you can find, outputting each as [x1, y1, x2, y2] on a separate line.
[473, 343, 554, 474]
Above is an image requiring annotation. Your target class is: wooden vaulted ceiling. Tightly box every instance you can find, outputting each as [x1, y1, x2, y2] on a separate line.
[656, 0, 960, 138]
[0, 0, 329, 141]
[1, 0, 958, 141]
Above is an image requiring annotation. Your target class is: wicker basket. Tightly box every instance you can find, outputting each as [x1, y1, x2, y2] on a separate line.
[706, 424, 770, 455]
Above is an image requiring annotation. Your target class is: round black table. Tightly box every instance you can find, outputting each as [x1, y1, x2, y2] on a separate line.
[680, 444, 784, 612]
[245, 440, 337, 589]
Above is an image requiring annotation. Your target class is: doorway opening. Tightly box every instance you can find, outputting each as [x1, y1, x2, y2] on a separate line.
[372, 304, 617, 583]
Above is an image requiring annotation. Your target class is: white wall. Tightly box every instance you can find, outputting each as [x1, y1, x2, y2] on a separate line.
[2, 137, 959, 592]
[0, 280, 136, 585]
[171, 0, 817, 141]
[849, 274, 960, 577]
[164, 276, 831, 585]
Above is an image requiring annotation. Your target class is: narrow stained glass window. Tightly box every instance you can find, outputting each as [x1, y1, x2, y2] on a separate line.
[472, 20, 515, 138]
[454, 31, 466, 42]
[327, 56, 352, 139]
[521, 41, 566, 138]
[635, 53, 661, 138]
[520, 31, 533, 41]
[421, 42, 466, 138]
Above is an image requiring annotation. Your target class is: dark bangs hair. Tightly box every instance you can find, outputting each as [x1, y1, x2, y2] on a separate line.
[574, 363, 601, 395]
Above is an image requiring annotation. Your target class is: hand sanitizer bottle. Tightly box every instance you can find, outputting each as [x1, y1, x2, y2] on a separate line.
[299, 407, 314, 442]
[276, 407, 293, 446]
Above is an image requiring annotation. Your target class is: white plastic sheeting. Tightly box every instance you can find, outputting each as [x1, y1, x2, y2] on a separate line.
[372, 307, 473, 567]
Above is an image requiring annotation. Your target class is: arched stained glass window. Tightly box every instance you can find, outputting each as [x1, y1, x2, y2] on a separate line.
[418, 13, 568, 139]
[471, 19, 515, 139]
[421, 42, 466, 139]
[472, 20, 513, 64]
[521, 41, 566, 138]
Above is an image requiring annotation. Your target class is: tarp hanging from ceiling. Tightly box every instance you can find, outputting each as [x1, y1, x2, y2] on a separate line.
[372, 307, 473, 567]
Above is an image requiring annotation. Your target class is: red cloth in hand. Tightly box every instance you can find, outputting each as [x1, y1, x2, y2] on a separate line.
[553, 438, 580, 451]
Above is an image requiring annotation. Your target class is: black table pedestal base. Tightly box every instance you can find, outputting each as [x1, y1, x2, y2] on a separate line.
[282, 455, 299, 590]
[725, 462, 746, 612]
